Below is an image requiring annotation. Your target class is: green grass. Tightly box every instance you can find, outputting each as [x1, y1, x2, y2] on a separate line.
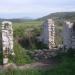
[13, 21, 43, 37]
[0, 53, 3, 64]
[1, 53, 75, 75]
[9, 20, 44, 64]
[13, 42, 33, 65]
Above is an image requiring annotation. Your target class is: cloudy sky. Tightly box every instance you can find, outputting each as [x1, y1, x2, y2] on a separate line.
[0, 0, 75, 19]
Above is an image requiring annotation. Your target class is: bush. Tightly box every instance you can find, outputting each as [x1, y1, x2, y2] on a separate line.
[67, 48, 75, 57]
[9, 41, 33, 65]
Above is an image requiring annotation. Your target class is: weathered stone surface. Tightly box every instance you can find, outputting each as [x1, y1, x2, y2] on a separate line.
[63, 21, 75, 49]
[2, 21, 14, 64]
[3, 58, 8, 64]
[39, 19, 56, 49]
[3, 63, 17, 70]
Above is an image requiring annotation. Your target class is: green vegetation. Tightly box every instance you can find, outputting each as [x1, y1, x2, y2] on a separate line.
[9, 42, 33, 64]
[0, 53, 3, 64]
[13, 21, 43, 37]
[1, 52, 75, 75]
[9, 20, 45, 64]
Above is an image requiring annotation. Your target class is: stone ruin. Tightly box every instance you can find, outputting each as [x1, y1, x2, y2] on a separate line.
[1, 21, 14, 64]
[63, 21, 75, 49]
[0, 19, 75, 65]
[48, 19, 56, 49]
[39, 19, 56, 50]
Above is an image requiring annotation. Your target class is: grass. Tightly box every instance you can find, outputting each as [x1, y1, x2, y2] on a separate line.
[8, 20, 44, 64]
[0, 53, 75, 75]
[0, 53, 3, 64]
[13, 20, 43, 37]
[13, 42, 33, 65]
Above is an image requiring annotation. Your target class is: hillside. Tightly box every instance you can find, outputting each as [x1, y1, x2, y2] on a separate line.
[37, 12, 75, 21]
[0, 18, 33, 23]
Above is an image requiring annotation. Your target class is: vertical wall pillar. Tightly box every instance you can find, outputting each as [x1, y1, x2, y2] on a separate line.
[2, 21, 14, 64]
[48, 19, 56, 49]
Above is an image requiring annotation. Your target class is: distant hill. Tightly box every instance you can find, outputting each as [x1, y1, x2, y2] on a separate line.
[0, 18, 33, 23]
[37, 12, 75, 21]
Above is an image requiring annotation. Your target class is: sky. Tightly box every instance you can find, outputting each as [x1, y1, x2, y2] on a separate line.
[0, 0, 75, 19]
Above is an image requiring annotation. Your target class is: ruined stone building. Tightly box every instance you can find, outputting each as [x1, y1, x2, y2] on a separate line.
[63, 21, 75, 49]
[1, 21, 14, 64]
[39, 19, 56, 49]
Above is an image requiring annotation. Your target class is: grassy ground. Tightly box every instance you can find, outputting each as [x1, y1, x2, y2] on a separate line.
[1, 53, 75, 75]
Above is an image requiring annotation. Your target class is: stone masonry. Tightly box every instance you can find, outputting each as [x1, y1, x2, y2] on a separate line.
[2, 21, 14, 64]
[63, 21, 75, 49]
[39, 19, 56, 49]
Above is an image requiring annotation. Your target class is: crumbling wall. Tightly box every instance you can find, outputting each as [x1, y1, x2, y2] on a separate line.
[39, 19, 56, 49]
[2, 21, 14, 64]
[63, 21, 75, 49]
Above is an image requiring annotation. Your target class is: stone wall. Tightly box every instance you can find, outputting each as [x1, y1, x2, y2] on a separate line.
[63, 21, 75, 49]
[39, 19, 56, 49]
[2, 21, 14, 64]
